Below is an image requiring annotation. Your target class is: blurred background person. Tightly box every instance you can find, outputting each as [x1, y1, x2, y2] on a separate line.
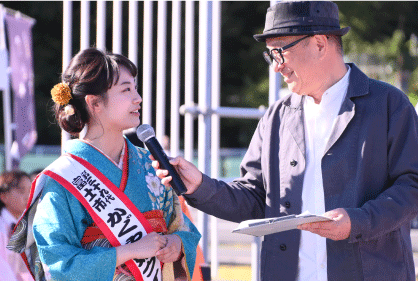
[0, 170, 32, 281]
[0, 254, 19, 281]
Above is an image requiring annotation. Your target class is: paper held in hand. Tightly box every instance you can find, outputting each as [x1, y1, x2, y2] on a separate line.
[232, 211, 333, 237]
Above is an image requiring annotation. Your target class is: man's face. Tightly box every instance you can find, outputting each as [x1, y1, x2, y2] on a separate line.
[266, 36, 320, 96]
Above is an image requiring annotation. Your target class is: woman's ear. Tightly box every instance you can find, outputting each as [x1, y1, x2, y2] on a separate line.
[85, 95, 102, 113]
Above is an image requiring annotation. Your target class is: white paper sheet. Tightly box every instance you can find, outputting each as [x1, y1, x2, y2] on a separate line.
[232, 211, 333, 237]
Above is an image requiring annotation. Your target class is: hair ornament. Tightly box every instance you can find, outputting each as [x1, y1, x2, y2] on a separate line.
[64, 104, 75, 116]
[51, 82, 72, 106]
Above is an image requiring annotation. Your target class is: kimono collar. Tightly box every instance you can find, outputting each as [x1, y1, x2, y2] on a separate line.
[65, 139, 130, 192]
[79, 140, 126, 170]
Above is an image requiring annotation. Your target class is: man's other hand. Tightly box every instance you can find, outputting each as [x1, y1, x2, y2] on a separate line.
[297, 208, 351, 241]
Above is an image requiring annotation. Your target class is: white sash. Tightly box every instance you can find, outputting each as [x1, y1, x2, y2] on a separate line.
[45, 153, 162, 281]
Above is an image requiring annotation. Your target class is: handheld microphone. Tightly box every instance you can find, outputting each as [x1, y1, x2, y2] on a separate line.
[136, 124, 188, 196]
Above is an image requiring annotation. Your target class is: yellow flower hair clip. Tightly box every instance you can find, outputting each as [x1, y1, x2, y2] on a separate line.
[51, 82, 72, 106]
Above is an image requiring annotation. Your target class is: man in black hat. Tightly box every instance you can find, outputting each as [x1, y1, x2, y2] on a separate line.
[154, 1, 418, 280]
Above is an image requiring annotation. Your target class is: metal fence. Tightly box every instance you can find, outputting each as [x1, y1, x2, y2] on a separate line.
[60, 1, 282, 280]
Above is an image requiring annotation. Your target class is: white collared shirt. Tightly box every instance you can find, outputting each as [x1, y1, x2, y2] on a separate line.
[297, 66, 351, 281]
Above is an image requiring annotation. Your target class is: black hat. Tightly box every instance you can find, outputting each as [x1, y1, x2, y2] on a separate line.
[254, 1, 350, 42]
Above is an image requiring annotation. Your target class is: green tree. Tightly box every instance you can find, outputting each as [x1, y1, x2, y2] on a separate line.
[338, 2, 418, 103]
[3, 2, 418, 148]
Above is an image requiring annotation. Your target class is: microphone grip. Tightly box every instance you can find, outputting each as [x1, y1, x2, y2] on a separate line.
[144, 138, 188, 196]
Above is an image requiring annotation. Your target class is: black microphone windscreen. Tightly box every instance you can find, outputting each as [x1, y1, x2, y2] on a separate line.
[136, 124, 155, 142]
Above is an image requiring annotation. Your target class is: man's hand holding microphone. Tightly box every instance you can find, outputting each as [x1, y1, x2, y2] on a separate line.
[136, 124, 202, 195]
[152, 156, 203, 195]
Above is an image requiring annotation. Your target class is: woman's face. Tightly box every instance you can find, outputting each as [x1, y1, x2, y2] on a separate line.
[0, 176, 31, 218]
[99, 67, 142, 132]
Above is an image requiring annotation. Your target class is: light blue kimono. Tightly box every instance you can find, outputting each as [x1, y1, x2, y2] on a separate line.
[32, 139, 201, 281]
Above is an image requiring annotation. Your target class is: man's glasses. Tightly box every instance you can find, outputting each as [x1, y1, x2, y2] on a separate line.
[263, 35, 312, 66]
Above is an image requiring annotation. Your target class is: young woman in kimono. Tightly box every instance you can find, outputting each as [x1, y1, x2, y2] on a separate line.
[8, 48, 200, 281]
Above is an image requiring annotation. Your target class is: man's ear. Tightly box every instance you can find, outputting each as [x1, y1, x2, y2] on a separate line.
[85, 95, 102, 113]
[314, 35, 328, 60]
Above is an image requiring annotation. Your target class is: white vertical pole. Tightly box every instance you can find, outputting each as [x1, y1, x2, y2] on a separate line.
[96, 1, 106, 50]
[211, 1, 221, 278]
[170, 2, 181, 157]
[198, 0, 211, 263]
[269, 62, 281, 104]
[142, 1, 153, 126]
[250, 2, 281, 279]
[156, 1, 167, 141]
[79, 1, 90, 140]
[62, 0, 72, 151]
[2, 85, 12, 171]
[113, 0, 122, 54]
[184, 1, 194, 162]
[269, 0, 281, 105]
[252, 236, 262, 281]
[80, 0, 90, 50]
[128, 2, 138, 68]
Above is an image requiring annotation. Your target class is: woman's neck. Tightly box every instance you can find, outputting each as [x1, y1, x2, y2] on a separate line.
[82, 127, 125, 164]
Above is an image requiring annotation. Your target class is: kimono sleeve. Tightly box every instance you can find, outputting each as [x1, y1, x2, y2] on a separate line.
[166, 193, 201, 278]
[33, 177, 117, 281]
[141, 150, 201, 278]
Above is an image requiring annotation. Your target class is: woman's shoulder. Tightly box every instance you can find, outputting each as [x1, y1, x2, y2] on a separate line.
[36, 175, 82, 216]
[34, 172, 91, 226]
[35, 169, 81, 208]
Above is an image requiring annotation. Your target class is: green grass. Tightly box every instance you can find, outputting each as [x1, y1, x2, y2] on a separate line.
[216, 265, 251, 281]
[0, 154, 58, 174]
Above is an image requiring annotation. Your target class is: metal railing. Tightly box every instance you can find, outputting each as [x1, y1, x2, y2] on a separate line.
[60, 1, 283, 280]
